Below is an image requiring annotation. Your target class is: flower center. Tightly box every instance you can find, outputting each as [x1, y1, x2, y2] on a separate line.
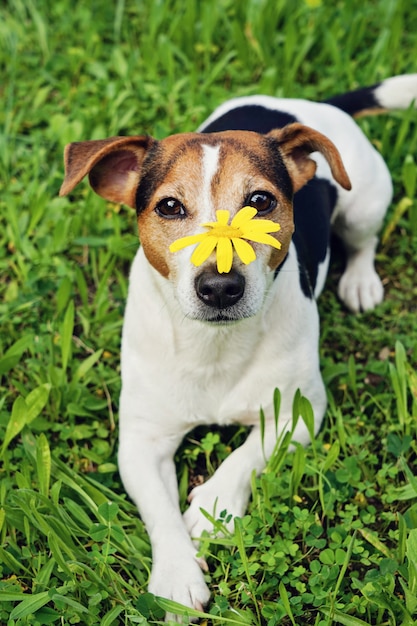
[206, 224, 242, 238]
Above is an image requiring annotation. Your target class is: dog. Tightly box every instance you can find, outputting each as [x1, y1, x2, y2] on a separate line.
[60, 74, 417, 620]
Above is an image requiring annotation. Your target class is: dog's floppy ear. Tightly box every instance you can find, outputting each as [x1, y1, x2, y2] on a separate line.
[269, 123, 352, 193]
[59, 136, 155, 208]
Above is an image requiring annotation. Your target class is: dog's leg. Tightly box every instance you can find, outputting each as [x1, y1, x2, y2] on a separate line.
[183, 412, 314, 541]
[118, 428, 211, 620]
[332, 151, 393, 313]
[337, 234, 384, 312]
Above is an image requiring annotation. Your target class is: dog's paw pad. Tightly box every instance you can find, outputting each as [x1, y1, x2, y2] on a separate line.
[338, 268, 384, 313]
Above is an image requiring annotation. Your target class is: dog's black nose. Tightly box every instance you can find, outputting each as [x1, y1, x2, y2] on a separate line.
[195, 269, 245, 309]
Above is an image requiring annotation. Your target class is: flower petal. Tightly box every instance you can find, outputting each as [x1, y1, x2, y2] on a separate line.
[244, 232, 282, 249]
[232, 238, 257, 265]
[190, 236, 218, 266]
[231, 206, 258, 228]
[215, 210, 231, 226]
[169, 233, 206, 253]
[242, 219, 281, 235]
[202, 211, 231, 230]
[216, 237, 233, 273]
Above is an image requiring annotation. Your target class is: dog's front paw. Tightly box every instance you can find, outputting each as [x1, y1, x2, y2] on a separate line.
[183, 481, 247, 541]
[149, 551, 210, 622]
[338, 265, 384, 313]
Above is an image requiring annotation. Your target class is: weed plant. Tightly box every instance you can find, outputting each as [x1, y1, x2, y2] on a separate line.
[1, 0, 417, 624]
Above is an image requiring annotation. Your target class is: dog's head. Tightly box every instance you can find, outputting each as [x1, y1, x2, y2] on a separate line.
[60, 124, 350, 323]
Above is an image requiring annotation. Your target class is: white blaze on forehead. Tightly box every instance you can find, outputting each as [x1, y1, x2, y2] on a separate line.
[201, 144, 220, 220]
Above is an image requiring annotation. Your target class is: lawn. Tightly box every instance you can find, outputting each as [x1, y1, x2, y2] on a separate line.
[1, 0, 417, 624]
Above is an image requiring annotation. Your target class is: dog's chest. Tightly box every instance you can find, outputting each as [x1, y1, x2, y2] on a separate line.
[121, 248, 321, 433]
[123, 307, 272, 428]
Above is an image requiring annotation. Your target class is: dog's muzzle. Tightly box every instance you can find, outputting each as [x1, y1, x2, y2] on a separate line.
[195, 268, 245, 310]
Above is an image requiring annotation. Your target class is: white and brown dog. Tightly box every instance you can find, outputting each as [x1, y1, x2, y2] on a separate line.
[60, 74, 417, 618]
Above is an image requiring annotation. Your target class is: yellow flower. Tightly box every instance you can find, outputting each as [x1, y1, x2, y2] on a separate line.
[169, 206, 281, 274]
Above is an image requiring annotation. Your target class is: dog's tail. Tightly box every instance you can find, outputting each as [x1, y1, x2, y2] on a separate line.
[324, 74, 417, 118]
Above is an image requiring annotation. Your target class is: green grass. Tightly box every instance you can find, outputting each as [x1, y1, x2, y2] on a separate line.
[1, 0, 417, 624]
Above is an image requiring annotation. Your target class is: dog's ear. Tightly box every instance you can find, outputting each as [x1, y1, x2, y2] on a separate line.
[59, 136, 155, 208]
[268, 123, 351, 193]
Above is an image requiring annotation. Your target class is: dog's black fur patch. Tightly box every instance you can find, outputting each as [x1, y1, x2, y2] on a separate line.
[135, 142, 166, 215]
[292, 178, 337, 296]
[200, 105, 297, 134]
[324, 84, 380, 115]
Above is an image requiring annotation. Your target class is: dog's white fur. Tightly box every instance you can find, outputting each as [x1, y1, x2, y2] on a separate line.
[60, 75, 417, 620]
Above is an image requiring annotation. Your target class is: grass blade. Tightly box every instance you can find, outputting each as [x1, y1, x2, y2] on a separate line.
[320, 608, 372, 625]
[1, 395, 27, 454]
[279, 581, 296, 626]
[60, 299, 74, 372]
[9, 591, 50, 620]
[36, 433, 51, 497]
[25, 383, 51, 423]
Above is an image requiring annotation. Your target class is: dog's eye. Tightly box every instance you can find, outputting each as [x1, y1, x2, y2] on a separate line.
[246, 191, 276, 215]
[155, 198, 187, 219]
